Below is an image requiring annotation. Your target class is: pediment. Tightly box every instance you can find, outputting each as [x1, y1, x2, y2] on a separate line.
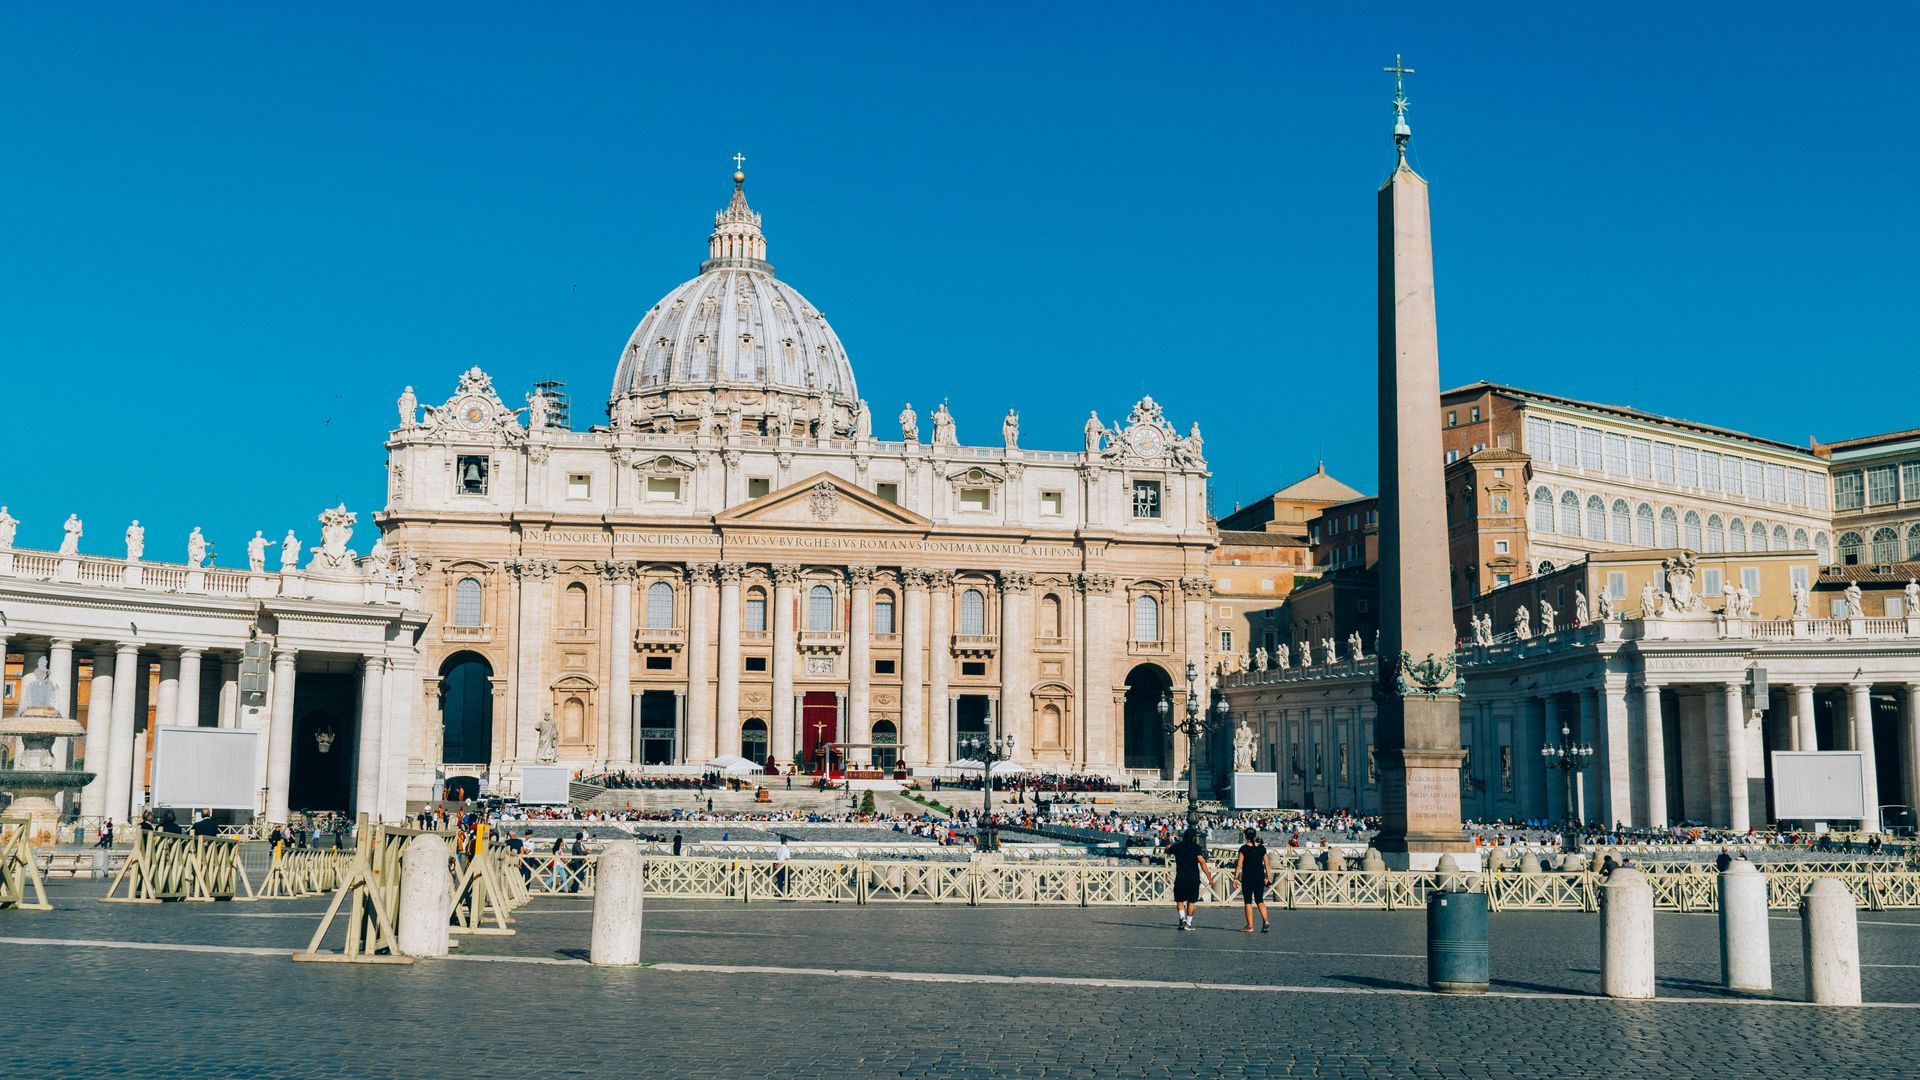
[716, 473, 932, 530]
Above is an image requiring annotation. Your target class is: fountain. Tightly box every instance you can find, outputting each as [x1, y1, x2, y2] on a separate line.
[0, 658, 94, 843]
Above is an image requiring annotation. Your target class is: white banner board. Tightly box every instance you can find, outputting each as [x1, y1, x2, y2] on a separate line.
[520, 765, 573, 806]
[1771, 751, 1868, 820]
[151, 726, 261, 811]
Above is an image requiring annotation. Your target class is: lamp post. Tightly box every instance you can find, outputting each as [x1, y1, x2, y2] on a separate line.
[1540, 718, 1594, 853]
[959, 728, 1017, 852]
[1160, 660, 1230, 829]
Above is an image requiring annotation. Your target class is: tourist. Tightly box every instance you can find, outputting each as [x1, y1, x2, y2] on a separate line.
[1168, 827, 1212, 931]
[94, 821, 113, 848]
[1237, 828, 1270, 933]
[568, 831, 588, 892]
[672, 830, 684, 856]
[773, 835, 792, 892]
[190, 811, 218, 838]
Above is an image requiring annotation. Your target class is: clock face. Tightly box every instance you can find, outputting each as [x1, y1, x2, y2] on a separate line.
[1128, 426, 1166, 458]
[458, 397, 489, 427]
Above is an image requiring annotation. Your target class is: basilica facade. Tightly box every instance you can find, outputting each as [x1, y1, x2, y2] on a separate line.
[379, 171, 1215, 788]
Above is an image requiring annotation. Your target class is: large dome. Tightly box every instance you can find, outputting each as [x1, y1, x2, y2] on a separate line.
[609, 173, 856, 406]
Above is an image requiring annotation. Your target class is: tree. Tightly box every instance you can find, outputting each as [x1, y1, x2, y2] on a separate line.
[859, 790, 877, 815]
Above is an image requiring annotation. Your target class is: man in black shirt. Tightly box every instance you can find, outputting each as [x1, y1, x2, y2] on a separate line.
[1167, 827, 1213, 931]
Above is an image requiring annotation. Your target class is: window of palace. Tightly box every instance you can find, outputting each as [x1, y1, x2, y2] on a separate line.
[874, 592, 896, 634]
[1131, 480, 1161, 519]
[1218, 628, 1233, 652]
[1580, 428, 1603, 470]
[959, 589, 987, 635]
[1788, 468, 1807, 506]
[453, 577, 483, 626]
[1133, 594, 1161, 642]
[645, 655, 672, 671]
[961, 661, 986, 676]
[874, 658, 896, 675]
[1494, 540, 1509, 553]
[1909, 524, 1920, 560]
[567, 474, 591, 500]
[745, 589, 768, 632]
[1683, 511, 1702, 549]
[1773, 525, 1789, 550]
[563, 582, 589, 628]
[1868, 465, 1899, 507]
[1703, 569, 1722, 596]
[1629, 437, 1652, 479]
[1606, 571, 1627, 599]
[1659, 507, 1680, 548]
[1470, 406, 1481, 422]
[1838, 531, 1863, 564]
[1872, 527, 1900, 564]
[458, 455, 490, 495]
[1533, 487, 1554, 531]
[747, 477, 771, 499]
[1040, 490, 1063, 516]
[1831, 596, 1850, 618]
[1040, 595, 1062, 638]
[1653, 442, 1675, 483]
[744, 656, 768, 672]
[1752, 522, 1767, 551]
[1604, 433, 1628, 475]
[876, 482, 899, 503]
[1766, 464, 1788, 504]
[1905, 462, 1920, 501]
[1701, 450, 1721, 490]
[1889, 595, 1906, 618]
[1561, 493, 1583, 537]
[1447, 410, 1457, 427]
[958, 487, 993, 512]
[1610, 500, 1631, 542]
[646, 581, 674, 628]
[1792, 565, 1810, 591]
[1635, 503, 1655, 545]
[1706, 515, 1725, 552]
[806, 584, 834, 631]
[1676, 447, 1698, 487]
[1729, 518, 1747, 552]
[1742, 567, 1761, 595]
[1815, 532, 1831, 563]
[1586, 496, 1605, 538]
[646, 476, 683, 503]
[1721, 455, 1742, 495]
[1495, 573, 1512, 588]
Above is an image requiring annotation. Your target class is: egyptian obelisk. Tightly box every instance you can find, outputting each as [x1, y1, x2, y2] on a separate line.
[1371, 57, 1472, 870]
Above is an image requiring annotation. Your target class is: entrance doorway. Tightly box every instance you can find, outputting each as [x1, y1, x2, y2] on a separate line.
[740, 718, 768, 766]
[638, 690, 677, 764]
[802, 691, 839, 775]
[871, 719, 898, 770]
[288, 670, 358, 813]
[954, 694, 991, 758]
[439, 652, 493, 765]
[1123, 664, 1171, 776]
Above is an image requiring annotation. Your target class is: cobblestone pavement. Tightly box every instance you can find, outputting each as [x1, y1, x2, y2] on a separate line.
[6, 879, 1920, 1077]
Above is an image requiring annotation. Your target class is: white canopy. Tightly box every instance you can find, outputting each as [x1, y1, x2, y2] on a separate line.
[706, 755, 764, 775]
[950, 758, 985, 770]
[990, 760, 1028, 777]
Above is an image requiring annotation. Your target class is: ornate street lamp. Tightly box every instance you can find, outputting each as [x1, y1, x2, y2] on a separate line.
[1160, 660, 1231, 828]
[1540, 719, 1595, 852]
[959, 727, 1017, 852]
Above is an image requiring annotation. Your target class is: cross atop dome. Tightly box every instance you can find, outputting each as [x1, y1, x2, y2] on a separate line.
[705, 158, 772, 273]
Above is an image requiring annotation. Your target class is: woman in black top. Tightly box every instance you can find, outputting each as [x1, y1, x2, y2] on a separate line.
[1168, 827, 1212, 931]
[1237, 828, 1271, 933]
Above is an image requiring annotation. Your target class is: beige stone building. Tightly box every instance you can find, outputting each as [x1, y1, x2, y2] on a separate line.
[378, 172, 1215, 789]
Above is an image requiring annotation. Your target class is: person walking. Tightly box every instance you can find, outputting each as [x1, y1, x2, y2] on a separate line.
[1237, 828, 1271, 933]
[1168, 826, 1212, 931]
[94, 821, 114, 848]
[672, 830, 684, 857]
[773, 835, 792, 894]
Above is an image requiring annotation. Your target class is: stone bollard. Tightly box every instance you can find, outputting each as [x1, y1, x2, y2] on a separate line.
[1600, 867, 1656, 999]
[1802, 878, 1861, 1005]
[591, 840, 644, 966]
[397, 834, 452, 959]
[1361, 848, 1387, 873]
[1718, 861, 1771, 992]
[1518, 852, 1542, 875]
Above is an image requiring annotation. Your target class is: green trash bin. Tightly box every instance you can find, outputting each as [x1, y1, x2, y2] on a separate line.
[1427, 888, 1489, 994]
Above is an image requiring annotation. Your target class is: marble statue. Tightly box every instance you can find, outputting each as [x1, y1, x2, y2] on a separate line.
[1596, 590, 1614, 621]
[319, 505, 355, 564]
[125, 520, 145, 562]
[1791, 582, 1811, 619]
[1253, 646, 1268, 672]
[1734, 584, 1754, 618]
[1233, 721, 1257, 773]
[1320, 638, 1337, 665]
[1573, 591, 1589, 626]
[397, 385, 417, 430]
[395, 547, 420, 586]
[1907, 579, 1920, 614]
[1274, 644, 1290, 670]
[854, 399, 871, 441]
[247, 531, 272, 573]
[1513, 606, 1532, 641]
[772, 395, 795, 438]
[1539, 600, 1556, 635]
[1237, 650, 1250, 674]
[727, 398, 745, 437]
[20, 656, 59, 714]
[1845, 581, 1865, 618]
[898, 403, 918, 443]
[280, 530, 302, 571]
[526, 390, 550, 431]
[931, 403, 956, 447]
[1472, 613, 1491, 645]
[1347, 631, 1364, 660]
[610, 395, 631, 430]
[0, 506, 15, 549]
[1722, 581, 1740, 615]
[1084, 412, 1104, 454]
[59, 514, 82, 555]
[1297, 642, 1312, 668]
[1640, 580, 1659, 619]
[1002, 409, 1019, 451]
[536, 712, 559, 763]
[187, 527, 208, 568]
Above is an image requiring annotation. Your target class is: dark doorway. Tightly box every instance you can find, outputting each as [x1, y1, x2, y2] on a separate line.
[439, 652, 494, 765]
[639, 690, 677, 765]
[741, 718, 768, 766]
[1123, 664, 1172, 775]
[954, 695, 991, 759]
[289, 671, 358, 814]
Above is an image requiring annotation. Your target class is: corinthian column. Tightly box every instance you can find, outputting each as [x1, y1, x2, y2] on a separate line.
[80, 645, 117, 821]
[1079, 574, 1117, 769]
[901, 568, 928, 764]
[602, 561, 634, 764]
[848, 566, 875, 756]
[771, 564, 800, 767]
[927, 570, 954, 764]
[266, 648, 298, 822]
[356, 655, 387, 819]
[510, 558, 552, 761]
[104, 643, 140, 824]
[1850, 681, 1881, 833]
[1000, 570, 1033, 755]
[716, 562, 744, 756]
[686, 563, 718, 764]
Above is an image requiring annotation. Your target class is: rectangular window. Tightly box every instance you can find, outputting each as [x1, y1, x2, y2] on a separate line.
[1131, 480, 1161, 519]
[961, 661, 987, 677]
[1606, 571, 1627, 599]
[1791, 565, 1809, 591]
[1702, 569, 1722, 597]
[1447, 410, 1457, 427]
[1579, 428, 1603, 471]
[457, 455, 490, 495]
[1834, 470, 1863, 510]
[1889, 596, 1906, 619]
[1787, 468, 1807, 507]
[1700, 450, 1720, 491]
[567, 473, 591, 500]
[1039, 491, 1063, 516]
[1903, 462, 1920, 502]
[747, 477, 771, 499]
[1494, 539, 1509, 554]
[1867, 465, 1898, 506]
[873, 596, 896, 634]
[1525, 417, 1553, 462]
[1810, 475, 1829, 510]
[1603, 432, 1628, 476]
[1219, 629, 1234, 652]
[745, 596, 767, 633]
[959, 487, 993, 511]
[1494, 574, 1512, 588]
[1831, 598, 1849, 619]
[1629, 437, 1652, 479]
[645, 476, 683, 502]
[1744, 460, 1766, 499]
[1722, 455, 1743, 495]
[744, 656, 768, 673]
[875, 482, 899, 504]
[1552, 422, 1578, 467]
[1741, 567, 1761, 595]
[874, 659, 896, 675]
[1444, 449, 1459, 464]
[644, 655, 673, 671]
[1470, 406, 1481, 423]
[1765, 463, 1787, 503]
[1676, 447, 1698, 488]
[1653, 442, 1675, 483]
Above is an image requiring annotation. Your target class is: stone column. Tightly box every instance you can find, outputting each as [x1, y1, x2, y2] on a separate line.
[386, 648, 418, 816]
[1601, 678, 1632, 828]
[46, 638, 76, 782]
[770, 564, 800, 768]
[154, 649, 181, 729]
[1000, 571, 1033, 755]
[715, 562, 744, 758]
[1904, 684, 1920, 821]
[1849, 681, 1880, 833]
[178, 648, 204, 727]
[927, 570, 953, 765]
[848, 566, 875, 753]
[603, 562, 634, 764]
[510, 558, 552, 761]
[1080, 574, 1117, 770]
[1177, 575, 1210, 782]
[217, 656, 240, 729]
[104, 643, 140, 824]
[900, 569, 929, 764]
[1720, 682, 1751, 833]
[1576, 688, 1599, 824]
[356, 655, 387, 820]
[1639, 681, 1667, 829]
[1796, 684, 1819, 753]
[80, 646, 115, 820]
[266, 648, 298, 822]
[684, 563, 717, 764]
[1542, 694, 1565, 822]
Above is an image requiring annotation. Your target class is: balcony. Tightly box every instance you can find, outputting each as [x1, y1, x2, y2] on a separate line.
[798, 629, 846, 654]
[634, 626, 685, 653]
[951, 633, 998, 658]
[444, 624, 495, 644]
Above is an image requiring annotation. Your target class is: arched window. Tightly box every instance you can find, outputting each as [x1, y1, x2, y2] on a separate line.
[1908, 525, 1920, 561]
[1705, 515, 1725, 553]
[1559, 491, 1581, 537]
[1133, 594, 1161, 642]
[1751, 521, 1767, 551]
[1839, 531, 1863, 565]
[1039, 594, 1062, 638]
[561, 696, 585, 742]
[1815, 532, 1832, 564]
[807, 584, 835, 631]
[1586, 495, 1605, 539]
[1773, 525, 1789, 551]
[453, 577, 483, 627]
[1872, 527, 1900, 564]
[1729, 518, 1747, 552]
[960, 589, 987, 636]
[1610, 500, 1631, 542]
[563, 582, 589, 629]
[1533, 487, 1555, 532]
[873, 591, 896, 634]
[1635, 504, 1655, 546]
[1682, 510, 1702, 549]
[646, 581, 674, 629]
[1659, 507, 1679, 548]
[1793, 528, 1809, 552]
[744, 587, 768, 632]
[1537, 560, 1556, 575]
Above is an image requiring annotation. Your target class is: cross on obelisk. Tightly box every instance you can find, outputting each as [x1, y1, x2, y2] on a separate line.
[1384, 54, 1415, 151]
[732, 152, 747, 172]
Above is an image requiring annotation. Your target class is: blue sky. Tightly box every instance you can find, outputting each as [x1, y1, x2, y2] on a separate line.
[1, 3, 1913, 560]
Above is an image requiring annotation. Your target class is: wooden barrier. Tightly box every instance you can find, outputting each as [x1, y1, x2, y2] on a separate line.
[0, 817, 51, 911]
[101, 832, 245, 903]
[449, 837, 520, 936]
[293, 824, 424, 964]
